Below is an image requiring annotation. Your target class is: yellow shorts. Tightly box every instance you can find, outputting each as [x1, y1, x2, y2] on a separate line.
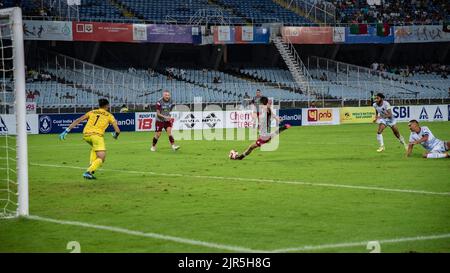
[83, 135, 106, 151]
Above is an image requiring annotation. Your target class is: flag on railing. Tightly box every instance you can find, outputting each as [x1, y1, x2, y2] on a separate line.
[350, 24, 368, 35]
[376, 23, 390, 36]
[443, 22, 450, 33]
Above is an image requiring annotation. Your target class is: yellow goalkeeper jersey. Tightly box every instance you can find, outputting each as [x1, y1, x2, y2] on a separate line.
[83, 108, 116, 136]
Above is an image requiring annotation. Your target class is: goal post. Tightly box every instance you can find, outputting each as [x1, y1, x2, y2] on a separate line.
[0, 7, 28, 218]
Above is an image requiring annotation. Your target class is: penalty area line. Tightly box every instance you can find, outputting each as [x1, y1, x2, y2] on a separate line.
[26, 215, 264, 253]
[31, 162, 450, 197]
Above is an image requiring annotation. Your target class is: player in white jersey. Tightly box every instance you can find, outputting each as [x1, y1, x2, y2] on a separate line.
[406, 120, 449, 159]
[372, 93, 407, 152]
[232, 96, 291, 160]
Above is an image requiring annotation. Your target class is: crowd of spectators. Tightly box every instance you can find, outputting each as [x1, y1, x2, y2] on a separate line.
[26, 68, 52, 83]
[329, 0, 449, 25]
[370, 62, 449, 78]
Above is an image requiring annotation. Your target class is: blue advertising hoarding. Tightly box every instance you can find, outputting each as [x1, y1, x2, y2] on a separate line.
[39, 113, 135, 134]
[213, 26, 270, 44]
[345, 26, 394, 44]
[279, 108, 302, 126]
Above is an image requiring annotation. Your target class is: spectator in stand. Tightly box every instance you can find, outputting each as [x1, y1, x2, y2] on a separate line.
[32, 90, 40, 98]
[147, 68, 156, 78]
[120, 104, 129, 113]
[26, 91, 35, 101]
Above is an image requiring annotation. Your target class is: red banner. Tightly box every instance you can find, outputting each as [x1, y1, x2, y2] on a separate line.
[72, 22, 133, 42]
[282, 27, 333, 44]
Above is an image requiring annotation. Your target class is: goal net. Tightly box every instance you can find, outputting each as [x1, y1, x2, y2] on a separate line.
[0, 7, 28, 219]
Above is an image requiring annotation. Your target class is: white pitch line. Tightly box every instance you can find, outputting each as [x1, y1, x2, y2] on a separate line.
[270, 233, 450, 253]
[26, 215, 265, 253]
[31, 162, 450, 197]
[25, 215, 450, 253]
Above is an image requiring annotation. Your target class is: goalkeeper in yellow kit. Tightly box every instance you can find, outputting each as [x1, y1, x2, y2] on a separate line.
[59, 99, 121, 179]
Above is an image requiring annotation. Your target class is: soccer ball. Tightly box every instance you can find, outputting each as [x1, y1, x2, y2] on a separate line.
[229, 149, 238, 160]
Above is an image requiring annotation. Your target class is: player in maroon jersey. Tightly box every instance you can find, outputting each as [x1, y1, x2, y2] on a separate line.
[232, 96, 290, 160]
[151, 90, 180, 151]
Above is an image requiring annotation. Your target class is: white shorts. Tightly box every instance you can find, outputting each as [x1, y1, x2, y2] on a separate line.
[378, 118, 397, 127]
[429, 141, 448, 154]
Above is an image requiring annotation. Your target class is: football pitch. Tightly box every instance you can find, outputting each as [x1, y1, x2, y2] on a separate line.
[1, 122, 449, 253]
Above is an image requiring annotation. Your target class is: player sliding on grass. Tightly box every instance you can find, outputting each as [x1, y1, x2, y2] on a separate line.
[59, 99, 121, 179]
[231, 96, 290, 160]
[151, 90, 180, 152]
[372, 93, 407, 152]
[406, 120, 449, 159]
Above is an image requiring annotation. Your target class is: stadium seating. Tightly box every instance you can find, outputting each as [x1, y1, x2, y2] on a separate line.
[3, 0, 447, 25]
[212, 0, 313, 24]
[21, 65, 449, 109]
[78, 0, 125, 21]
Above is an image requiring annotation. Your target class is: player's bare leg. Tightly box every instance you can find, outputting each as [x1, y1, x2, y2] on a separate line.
[234, 124, 290, 160]
[376, 124, 386, 152]
[391, 125, 407, 150]
[151, 131, 162, 151]
[166, 127, 179, 151]
[235, 143, 258, 160]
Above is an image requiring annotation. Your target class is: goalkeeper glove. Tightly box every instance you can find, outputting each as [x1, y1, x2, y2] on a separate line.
[59, 128, 70, 140]
[112, 132, 120, 140]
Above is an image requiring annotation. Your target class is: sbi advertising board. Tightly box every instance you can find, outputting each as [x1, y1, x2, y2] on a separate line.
[392, 105, 448, 122]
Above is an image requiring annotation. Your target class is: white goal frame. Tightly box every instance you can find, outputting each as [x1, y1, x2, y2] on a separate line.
[0, 7, 28, 217]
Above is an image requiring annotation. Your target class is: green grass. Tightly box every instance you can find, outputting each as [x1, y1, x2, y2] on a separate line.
[1, 122, 450, 253]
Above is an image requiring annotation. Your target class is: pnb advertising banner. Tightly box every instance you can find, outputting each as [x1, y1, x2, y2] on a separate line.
[0, 114, 39, 135]
[23, 20, 73, 41]
[340, 107, 376, 124]
[302, 108, 340, 126]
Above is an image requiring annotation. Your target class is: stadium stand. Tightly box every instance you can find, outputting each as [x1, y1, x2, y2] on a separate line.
[5, 0, 448, 25]
[330, 0, 449, 24]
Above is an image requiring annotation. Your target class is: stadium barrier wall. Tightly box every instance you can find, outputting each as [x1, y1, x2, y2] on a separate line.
[0, 114, 39, 135]
[35, 105, 448, 134]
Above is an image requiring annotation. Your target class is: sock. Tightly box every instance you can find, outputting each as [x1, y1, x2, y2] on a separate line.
[398, 135, 406, 145]
[426, 153, 447, 159]
[377, 134, 384, 146]
[87, 158, 103, 173]
[152, 137, 158, 147]
[89, 149, 97, 165]
[169, 135, 175, 145]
